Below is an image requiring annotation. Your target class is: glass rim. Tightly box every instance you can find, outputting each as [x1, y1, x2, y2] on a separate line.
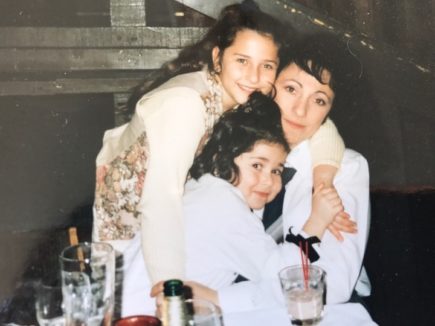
[59, 241, 114, 264]
[278, 264, 325, 279]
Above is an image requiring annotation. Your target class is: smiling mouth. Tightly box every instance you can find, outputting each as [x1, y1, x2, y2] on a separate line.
[283, 118, 304, 129]
[254, 191, 269, 199]
[238, 84, 257, 93]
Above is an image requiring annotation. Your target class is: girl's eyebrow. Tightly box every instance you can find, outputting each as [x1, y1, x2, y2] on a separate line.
[233, 53, 250, 58]
[248, 155, 268, 161]
[265, 59, 279, 65]
[233, 53, 278, 65]
[249, 156, 285, 167]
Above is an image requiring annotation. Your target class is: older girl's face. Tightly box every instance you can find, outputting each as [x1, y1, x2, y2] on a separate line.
[213, 29, 279, 110]
[274, 63, 335, 148]
[234, 142, 287, 210]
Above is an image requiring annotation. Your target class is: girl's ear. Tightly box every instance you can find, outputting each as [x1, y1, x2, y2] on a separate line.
[212, 47, 221, 73]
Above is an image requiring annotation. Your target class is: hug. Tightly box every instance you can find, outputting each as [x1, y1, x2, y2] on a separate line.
[92, 1, 370, 320]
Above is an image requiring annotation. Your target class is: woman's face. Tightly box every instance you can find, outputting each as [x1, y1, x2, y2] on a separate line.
[234, 142, 287, 210]
[274, 63, 335, 148]
[213, 29, 279, 110]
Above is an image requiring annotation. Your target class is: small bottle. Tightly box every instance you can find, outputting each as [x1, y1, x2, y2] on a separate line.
[161, 279, 187, 326]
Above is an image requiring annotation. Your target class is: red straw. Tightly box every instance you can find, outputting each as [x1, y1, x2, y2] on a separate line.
[299, 241, 309, 290]
[305, 242, 310, 286]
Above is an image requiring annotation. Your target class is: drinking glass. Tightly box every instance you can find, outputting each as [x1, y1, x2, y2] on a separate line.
[279, 265, 326, 325]
[185, 298, 222, 326]
[59, 242, 115, 326]
[35, 283, 65, 326]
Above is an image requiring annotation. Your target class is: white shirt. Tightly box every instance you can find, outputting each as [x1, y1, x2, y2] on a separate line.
[282, 140, 371, 303]
[120, 174, 302, 316]
[218, 141, 370, 312]
[184, 175, 301, 288]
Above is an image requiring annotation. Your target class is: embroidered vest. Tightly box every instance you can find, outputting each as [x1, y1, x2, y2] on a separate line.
[94, 70, 223, 241]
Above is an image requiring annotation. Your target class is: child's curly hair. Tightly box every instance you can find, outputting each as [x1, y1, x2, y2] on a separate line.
[190, 91, 289, 184]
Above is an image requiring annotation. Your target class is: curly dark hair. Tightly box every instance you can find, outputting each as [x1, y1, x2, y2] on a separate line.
[127, 1, 292, 113]
[189, 91, 289, 184]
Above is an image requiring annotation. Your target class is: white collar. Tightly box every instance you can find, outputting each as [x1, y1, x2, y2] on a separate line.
[286, 140, 312, 177]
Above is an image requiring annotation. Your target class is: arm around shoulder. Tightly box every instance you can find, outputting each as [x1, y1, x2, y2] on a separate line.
[309, 118, 345, 169]
[309, 119, 345, 188]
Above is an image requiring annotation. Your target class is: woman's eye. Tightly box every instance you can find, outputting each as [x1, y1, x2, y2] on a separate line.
[315, 98, 327, 106]
[285, 86, 296, 94]
[252, 163, 262, 170]
[263, 63, 275, 70]
[236, 58, 247, 64]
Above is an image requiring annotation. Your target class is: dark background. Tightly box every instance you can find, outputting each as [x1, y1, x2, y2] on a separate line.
[0, 1, 434, 325]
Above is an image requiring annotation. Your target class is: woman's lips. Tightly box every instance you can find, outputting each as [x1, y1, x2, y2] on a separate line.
[283, 118, 304, 129]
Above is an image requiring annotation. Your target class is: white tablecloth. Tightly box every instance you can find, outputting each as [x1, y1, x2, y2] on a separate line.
[223, 303, 377, 326]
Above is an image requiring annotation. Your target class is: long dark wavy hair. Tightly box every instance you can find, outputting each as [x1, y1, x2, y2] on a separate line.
[127, 0, 290, 113]
[189, 92, 290, 184]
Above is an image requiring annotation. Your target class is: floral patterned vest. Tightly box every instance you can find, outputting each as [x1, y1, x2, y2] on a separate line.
[93, 70, 223, 241]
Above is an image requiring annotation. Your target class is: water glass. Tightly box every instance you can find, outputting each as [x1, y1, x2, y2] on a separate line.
[35, 283, 65, 326]
[185, 298, 222, 326]
[59, 242, 115, 326]
[279, 265, 326, 325]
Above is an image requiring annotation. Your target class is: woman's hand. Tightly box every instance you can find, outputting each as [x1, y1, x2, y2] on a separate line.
[328, 211, 357, 242]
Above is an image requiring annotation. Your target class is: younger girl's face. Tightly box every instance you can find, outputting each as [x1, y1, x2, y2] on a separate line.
[234, 142, 287, 210]
[213, 29, 279, 110]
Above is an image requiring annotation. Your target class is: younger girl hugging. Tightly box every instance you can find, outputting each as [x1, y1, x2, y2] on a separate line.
[129, 92, 343, 316]
[181, 92, 342, 310]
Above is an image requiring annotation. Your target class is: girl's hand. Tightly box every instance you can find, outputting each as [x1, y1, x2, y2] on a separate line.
[303, 184, 344, 239]
[311, 184, 344, 227]
[150, 280, 220, 308]
[328, 211, 358, 242]
[150, 281, 165, 298]
[313, 164, 337, 188]
[150, 281, 164, 317]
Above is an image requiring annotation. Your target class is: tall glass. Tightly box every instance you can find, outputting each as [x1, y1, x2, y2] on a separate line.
[59, 242, 115, 326]
[279, 265, 326, 325]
